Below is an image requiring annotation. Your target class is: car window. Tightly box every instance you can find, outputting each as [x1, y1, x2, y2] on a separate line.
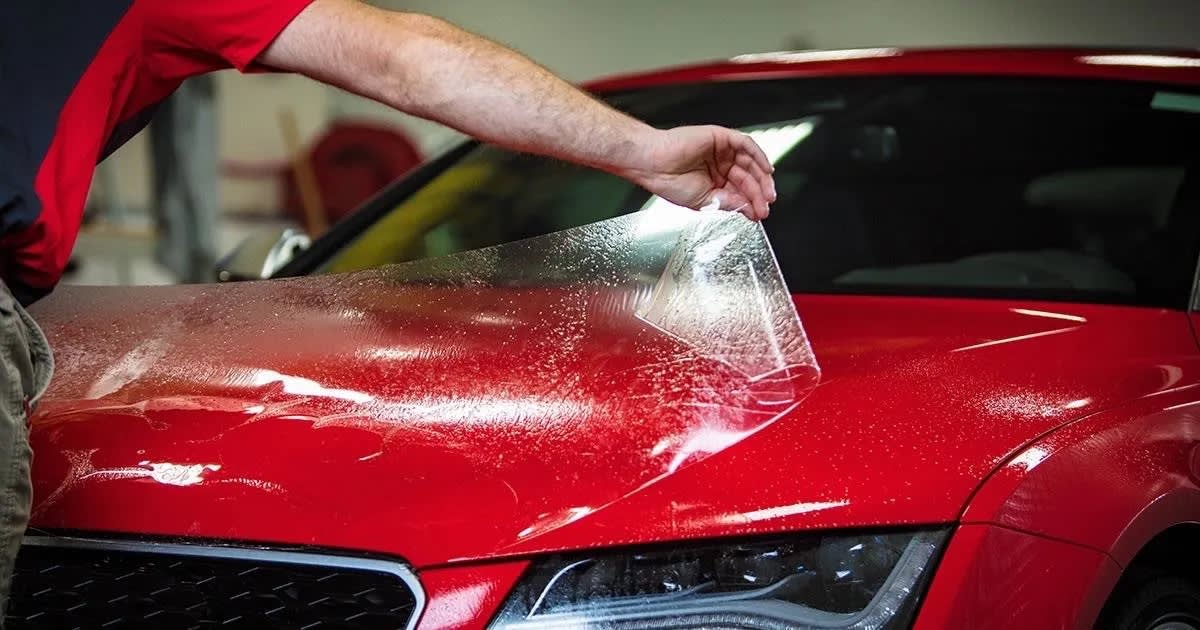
[315, 77, 1200, 308]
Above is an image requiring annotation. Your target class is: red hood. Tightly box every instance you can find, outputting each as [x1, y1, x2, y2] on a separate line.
[26, 275, 1194, 567]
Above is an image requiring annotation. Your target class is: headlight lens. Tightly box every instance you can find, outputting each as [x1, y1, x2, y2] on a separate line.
[489, 529, 946, 629]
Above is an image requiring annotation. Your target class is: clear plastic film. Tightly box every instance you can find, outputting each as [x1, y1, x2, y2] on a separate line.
[30, 207, 819, 551]
[354, 205, 815, 385]
[637, 209, 814, 386]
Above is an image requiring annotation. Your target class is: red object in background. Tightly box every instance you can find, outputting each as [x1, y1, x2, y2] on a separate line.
[223, 119, 423, 224]
[23, 48, 1200, 629]
[283, 120, 423, 224]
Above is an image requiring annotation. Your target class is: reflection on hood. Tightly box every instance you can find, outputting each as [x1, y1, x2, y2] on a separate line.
[28, 208, 819, 559]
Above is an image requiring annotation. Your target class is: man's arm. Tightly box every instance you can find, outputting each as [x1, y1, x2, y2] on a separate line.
[259, 0, 776, 219]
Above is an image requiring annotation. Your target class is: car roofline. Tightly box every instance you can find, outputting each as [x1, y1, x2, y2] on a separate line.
[582, 46, 1200, 93]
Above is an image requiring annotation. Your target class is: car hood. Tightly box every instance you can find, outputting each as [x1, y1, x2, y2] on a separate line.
[26, 214, 1192, 568]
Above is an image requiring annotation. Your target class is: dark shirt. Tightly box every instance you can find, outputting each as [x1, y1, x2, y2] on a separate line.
[0, 0, 313, 304]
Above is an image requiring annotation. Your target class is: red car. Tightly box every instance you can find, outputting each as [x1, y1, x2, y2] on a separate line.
[13, 47, 1200, 630]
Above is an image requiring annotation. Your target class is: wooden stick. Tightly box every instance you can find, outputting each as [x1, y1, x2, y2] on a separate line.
[278, 109, 328, 236]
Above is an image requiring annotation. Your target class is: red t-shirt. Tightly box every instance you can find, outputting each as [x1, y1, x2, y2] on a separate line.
[0, 0, 315, 304]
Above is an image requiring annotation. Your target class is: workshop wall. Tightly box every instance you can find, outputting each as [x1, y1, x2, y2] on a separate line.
[334, 0, 1200, 154]
[100, 0, 1200, 216]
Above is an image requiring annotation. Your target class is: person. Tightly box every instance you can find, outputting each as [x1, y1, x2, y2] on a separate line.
[148, 75, 222, 284]
[0, 0, 777, 612]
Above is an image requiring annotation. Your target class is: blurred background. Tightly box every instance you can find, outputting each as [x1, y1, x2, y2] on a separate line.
[71, 0, 1200, 287]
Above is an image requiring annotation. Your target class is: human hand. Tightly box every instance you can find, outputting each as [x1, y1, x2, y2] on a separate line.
[625, 126, 776, 220]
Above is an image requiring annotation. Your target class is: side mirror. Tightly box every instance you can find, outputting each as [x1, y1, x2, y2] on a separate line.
[215, 228, 312, 282]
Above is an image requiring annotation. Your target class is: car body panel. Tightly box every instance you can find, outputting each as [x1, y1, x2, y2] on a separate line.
[468, 296, 1200, 552]
[584, 47, 1200, 93]
[416, 561, 528, 630]
[961, 389, 1200, 564]
[914, 524, 1122, 630]
[27, 283, 1199, 568]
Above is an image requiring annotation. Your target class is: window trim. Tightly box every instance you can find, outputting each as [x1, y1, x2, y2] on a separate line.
[1190, 246, 1200, 312]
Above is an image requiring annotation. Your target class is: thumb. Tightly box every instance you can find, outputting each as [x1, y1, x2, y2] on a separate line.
[705, 192, 751, 215]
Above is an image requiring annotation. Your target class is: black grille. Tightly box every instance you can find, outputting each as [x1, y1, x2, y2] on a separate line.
[6, 539, 420, 629]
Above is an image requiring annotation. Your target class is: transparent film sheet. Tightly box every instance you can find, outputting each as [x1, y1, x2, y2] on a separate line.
[375, 207, 817, 386]
[31, 208, 820, 546]
[636, 210, 814, 384]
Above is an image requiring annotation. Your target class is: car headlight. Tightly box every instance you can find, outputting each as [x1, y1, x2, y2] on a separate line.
[489, 529, 946, 629]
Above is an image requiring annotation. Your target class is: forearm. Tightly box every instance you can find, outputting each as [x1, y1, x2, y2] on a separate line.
[383, 15, 656, 176]
[262, 0, 775, 217]
[264, 1, 659, 180]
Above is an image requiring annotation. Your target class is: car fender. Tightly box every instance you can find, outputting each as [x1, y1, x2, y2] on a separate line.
[954, 387, 1200, 626]
[914, 523, 1121, 630]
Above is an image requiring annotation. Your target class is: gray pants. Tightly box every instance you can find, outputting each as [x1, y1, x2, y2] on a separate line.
[0, 281, 52, 618]
[149, 75, 220, 283]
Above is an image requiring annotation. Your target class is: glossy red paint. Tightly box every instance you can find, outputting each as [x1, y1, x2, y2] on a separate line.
[474, 297, 1200, 555]
[914, 524, 1123, 629]
[27, 289, 1200, 566]
[583, 47, 1200, 93]
[961, 390, 1200, 565]
[415, 562, 528, 630]
[27, 258, 814, 568]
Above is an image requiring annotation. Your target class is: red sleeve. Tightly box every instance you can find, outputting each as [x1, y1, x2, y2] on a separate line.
[139, 0, 316, 76]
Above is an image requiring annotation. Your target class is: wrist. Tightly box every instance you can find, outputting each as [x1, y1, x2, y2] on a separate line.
[611, 125, 664, 188]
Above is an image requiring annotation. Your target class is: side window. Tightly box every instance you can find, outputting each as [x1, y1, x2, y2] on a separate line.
[323, 149, 641, 274]
[418, 161, 641, 259]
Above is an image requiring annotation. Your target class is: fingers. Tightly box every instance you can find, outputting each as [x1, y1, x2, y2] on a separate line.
[644, 125, 775, 220]
[719, 129, 775, 220]
[711, 130, 737, 189]
[727, 163, 770, 220]
[714, 191, 750, 217]
[734, 132, 773, 176]
[726, 152, 775, 220]
[736, 153, 776, 204]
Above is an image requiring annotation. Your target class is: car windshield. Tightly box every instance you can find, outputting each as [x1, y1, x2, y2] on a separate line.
[311, 76, 1200, 308]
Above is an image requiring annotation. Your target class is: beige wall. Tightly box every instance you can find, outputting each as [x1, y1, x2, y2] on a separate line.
[100, 0, 1200, 215]
[333, 0, 1200, 131]
[370, 0, 1200, 79]
[97, 72, 329, 216]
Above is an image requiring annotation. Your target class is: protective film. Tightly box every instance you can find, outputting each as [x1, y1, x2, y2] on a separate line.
[357, 206, 815, 385]
[30, 207, 819, 557]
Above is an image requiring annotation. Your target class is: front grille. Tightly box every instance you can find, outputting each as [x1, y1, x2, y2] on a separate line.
[6, 537, 423, 630]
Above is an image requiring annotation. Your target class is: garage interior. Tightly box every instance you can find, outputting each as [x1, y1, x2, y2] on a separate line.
[74, 0, 1200, 287]
[4, 1, 1200, 630]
